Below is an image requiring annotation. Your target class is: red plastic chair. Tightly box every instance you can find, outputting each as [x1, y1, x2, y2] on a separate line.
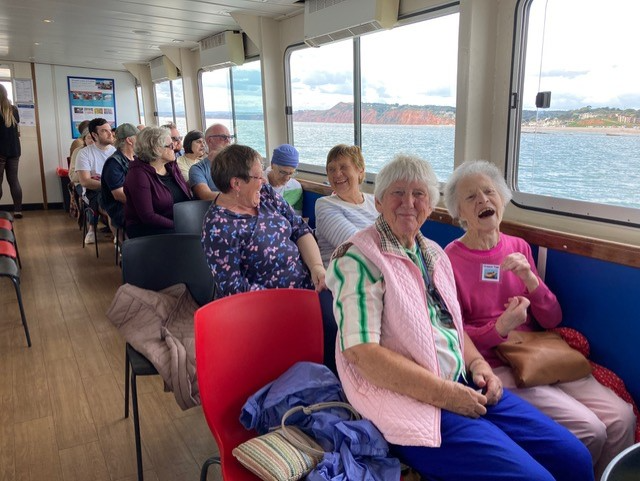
[0, 218, 12, 230]
[194, 288, 324, 481]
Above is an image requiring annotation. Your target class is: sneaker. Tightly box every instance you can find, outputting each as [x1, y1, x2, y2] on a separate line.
[84, 231, 96, 244]
[13, 212, 22, 219]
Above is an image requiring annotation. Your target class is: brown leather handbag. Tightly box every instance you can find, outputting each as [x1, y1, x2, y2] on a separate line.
[495, 330, 592, 388]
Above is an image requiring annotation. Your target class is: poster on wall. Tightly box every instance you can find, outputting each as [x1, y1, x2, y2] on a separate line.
[67, 76, 116, 138]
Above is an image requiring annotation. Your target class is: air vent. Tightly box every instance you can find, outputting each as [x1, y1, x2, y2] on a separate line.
[199, 31, 245, 69]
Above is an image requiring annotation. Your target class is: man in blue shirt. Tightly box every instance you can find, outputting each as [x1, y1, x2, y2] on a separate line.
[188, 123, 232, 200]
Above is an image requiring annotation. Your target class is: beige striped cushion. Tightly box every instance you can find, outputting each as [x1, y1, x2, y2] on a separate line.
[232, 427, 324, 481]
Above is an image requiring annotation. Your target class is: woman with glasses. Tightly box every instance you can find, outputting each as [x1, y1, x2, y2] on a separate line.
[266, 144, 303, 215]
[326, 154, 594, 481]
[123, 126, 191, 238]
[315, 144, 378, 265]
[202, 144, 325, 298]
[444, 160, 635, 478]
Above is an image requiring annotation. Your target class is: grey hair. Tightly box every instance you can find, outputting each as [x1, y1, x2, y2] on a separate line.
[134, 127, 170, 163]
[443, 160, 512, 229]
[374, 154, 440, 210]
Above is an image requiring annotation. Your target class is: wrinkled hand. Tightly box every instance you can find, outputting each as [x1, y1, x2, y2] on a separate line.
[470, 360, 503, 405]
[501, 253, 539, 291]
[496, 296, 530, 336]
[310, 265, 326, 291]
[437, 380, 488, 418]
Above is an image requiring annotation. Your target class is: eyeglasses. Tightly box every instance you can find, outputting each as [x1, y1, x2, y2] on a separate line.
[171, 136, 182, 142]
[207, 134, 235, 142]
[247, 175, 264, 182]
[278, 169, 297, 177]
[427, 285, 454, 327]
[164, 144, 173, 149]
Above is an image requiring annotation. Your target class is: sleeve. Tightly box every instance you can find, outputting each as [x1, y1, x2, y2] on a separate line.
[326, 247, 384, 351]
[201, 212, 251, 298]
[188, 162, 206, 187]
[13, 106, 19, 123]
[126, 170, 173, 229]
[264, 184, 311, 242]
[316, 197, 361, 251]
[176, 157, 189, 181]
[75, 148, 91, 173]
[103, 159, 125, 191]
[521, 243, 562, 328]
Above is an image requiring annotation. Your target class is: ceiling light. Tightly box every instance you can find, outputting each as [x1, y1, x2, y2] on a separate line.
[105, 49, 120, 53]
[43, 19, 54, 23]
[34, 42, 40, 46]
[133, 29, 151, 35]
[172, 39, 184, 43]
[148, 44, 159, 49]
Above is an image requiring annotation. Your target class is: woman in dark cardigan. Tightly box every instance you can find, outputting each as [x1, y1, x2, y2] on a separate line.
[0, 84, 23, 217]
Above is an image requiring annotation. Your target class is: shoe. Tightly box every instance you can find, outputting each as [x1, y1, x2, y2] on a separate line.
[13, 212, 22, 219]
[84, 231, 96, 244]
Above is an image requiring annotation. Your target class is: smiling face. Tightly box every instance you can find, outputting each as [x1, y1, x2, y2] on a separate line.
[456, 173, 504, 234]
[237, 158, 264, 209]
[376, 179, 433, 248]
[326, 155, 364, 201]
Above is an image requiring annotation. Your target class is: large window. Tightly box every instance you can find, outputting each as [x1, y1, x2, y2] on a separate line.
[199, 60, 266, 157]
[154, 79, 186, 133]
[0, 65, 13, 102]
[509, 0, 640, 224]
[286, 8, 459, 181]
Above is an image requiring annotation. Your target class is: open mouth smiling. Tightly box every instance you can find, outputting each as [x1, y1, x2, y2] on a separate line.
[478, 207, 495, 218]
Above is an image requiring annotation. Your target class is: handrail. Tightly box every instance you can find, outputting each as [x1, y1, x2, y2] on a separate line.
[299, 179, 640, 269]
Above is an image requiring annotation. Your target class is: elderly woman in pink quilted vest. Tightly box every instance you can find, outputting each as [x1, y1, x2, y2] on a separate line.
[325, 154, 594, 481]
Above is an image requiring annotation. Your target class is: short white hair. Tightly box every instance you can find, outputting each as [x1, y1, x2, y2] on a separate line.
[374, 154, 440, 209]
[444, 160, 512, 229]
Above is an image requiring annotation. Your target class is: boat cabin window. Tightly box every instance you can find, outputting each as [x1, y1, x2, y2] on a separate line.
[0, 64, 13, 102]
[199, 60, 266, 157]
[286, 8, 459, 182]
[154, 78, 186, 134]
[508, 0, 640, 226]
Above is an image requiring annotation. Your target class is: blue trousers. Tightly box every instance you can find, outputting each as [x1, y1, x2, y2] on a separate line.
[391, 389, 594, 481]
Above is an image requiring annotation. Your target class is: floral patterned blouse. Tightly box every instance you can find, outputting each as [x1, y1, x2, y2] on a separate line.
[202, 183, 314, 298]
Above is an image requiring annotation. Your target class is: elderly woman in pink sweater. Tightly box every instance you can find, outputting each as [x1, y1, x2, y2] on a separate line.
[444, 159, 634, 478]
[325, 154, 592, 481]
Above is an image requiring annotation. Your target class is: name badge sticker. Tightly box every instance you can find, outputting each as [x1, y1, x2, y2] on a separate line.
[482, 264, 500, 282]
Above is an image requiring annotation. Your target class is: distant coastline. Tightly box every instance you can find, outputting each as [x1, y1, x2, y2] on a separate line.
[521, 125, 640, 136]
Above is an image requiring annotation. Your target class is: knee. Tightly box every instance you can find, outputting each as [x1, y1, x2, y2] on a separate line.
[606, 401, 636, 443]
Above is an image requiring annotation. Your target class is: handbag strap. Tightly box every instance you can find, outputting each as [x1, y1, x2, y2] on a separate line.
[280, 402, 361, 456]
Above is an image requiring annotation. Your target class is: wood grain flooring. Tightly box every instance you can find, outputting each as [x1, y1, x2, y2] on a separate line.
[0, 210, 219, 481]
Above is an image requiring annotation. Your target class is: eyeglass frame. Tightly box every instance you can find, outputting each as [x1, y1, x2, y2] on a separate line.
[171, 136, 183, 142]
[276, 168, 297, 177]
[207, 134, 236, 142]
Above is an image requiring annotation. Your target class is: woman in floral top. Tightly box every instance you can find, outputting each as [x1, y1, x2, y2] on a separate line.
[202, 144, 326, 298]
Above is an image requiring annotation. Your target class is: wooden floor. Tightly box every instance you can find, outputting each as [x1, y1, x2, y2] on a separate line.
[0, 210, 219, 481]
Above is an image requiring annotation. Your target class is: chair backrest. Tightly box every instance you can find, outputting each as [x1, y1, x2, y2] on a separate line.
[195, 289, 324, 480]
[600, 442, 640, 481]
[121, 233, 215, 306]
[173, 200, 213, 235]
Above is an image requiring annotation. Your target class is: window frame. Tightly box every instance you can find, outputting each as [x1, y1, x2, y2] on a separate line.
[284, 2, 460, 182]
[506, 0, 640, 227]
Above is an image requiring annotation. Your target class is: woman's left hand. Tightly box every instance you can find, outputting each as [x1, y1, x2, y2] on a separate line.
[501, 253, 539, 292]
[310, 264, 327, 291]
[470, 359, 503, 405]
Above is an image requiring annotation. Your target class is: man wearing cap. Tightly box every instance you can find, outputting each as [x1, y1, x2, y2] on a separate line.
[266, 144, 303, 215]
[176, 130, 206, 182]
[101, 123, 137, 237]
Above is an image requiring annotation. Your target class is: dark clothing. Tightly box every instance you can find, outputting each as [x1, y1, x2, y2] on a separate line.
[158, 172, 190, 204]
[101, 150, 131, 228]
[0, 106, 22, 211]
[124, 160, 191, 238]
[0, 106, 20, 157]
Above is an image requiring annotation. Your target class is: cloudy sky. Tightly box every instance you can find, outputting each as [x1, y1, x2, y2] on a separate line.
[193, 0, 639, 115]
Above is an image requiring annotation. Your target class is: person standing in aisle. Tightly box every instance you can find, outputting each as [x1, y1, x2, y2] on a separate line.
[0, 84, 23, 218]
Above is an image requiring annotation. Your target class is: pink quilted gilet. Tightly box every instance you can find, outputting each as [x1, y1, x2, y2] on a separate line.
[335, 226, 465, 447]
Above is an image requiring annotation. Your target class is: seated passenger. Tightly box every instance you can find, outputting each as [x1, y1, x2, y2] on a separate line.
[201, 144, 325, 298]
[101, 123, 137, 236]
[326, 154, 594, 481]
[266, 144, 303, 215]
[315, 144, 377, 265]
[124, 126, 192, 238]
[188, 123, 232, 200]
[443, 159, 635, 478]
[69, 120, 90, 158]
[176, 130, 205, 181]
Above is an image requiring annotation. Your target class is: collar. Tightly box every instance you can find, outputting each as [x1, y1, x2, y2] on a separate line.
[374, 217, 439, 273]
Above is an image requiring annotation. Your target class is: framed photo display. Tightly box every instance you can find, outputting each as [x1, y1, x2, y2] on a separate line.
[68, 76, 116, 138]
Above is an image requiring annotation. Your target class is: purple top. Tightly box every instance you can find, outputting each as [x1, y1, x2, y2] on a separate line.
[201, 183, 314, 297]
[124, 160, 192, 229]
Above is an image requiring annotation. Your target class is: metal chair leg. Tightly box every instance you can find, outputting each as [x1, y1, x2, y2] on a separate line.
[200, 457, 220, 481]
[131, 371, 144, 481]
[10, 275, 31, 347]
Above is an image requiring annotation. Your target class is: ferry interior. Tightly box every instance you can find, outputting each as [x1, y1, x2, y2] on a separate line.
[0, 0, 638, 479]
